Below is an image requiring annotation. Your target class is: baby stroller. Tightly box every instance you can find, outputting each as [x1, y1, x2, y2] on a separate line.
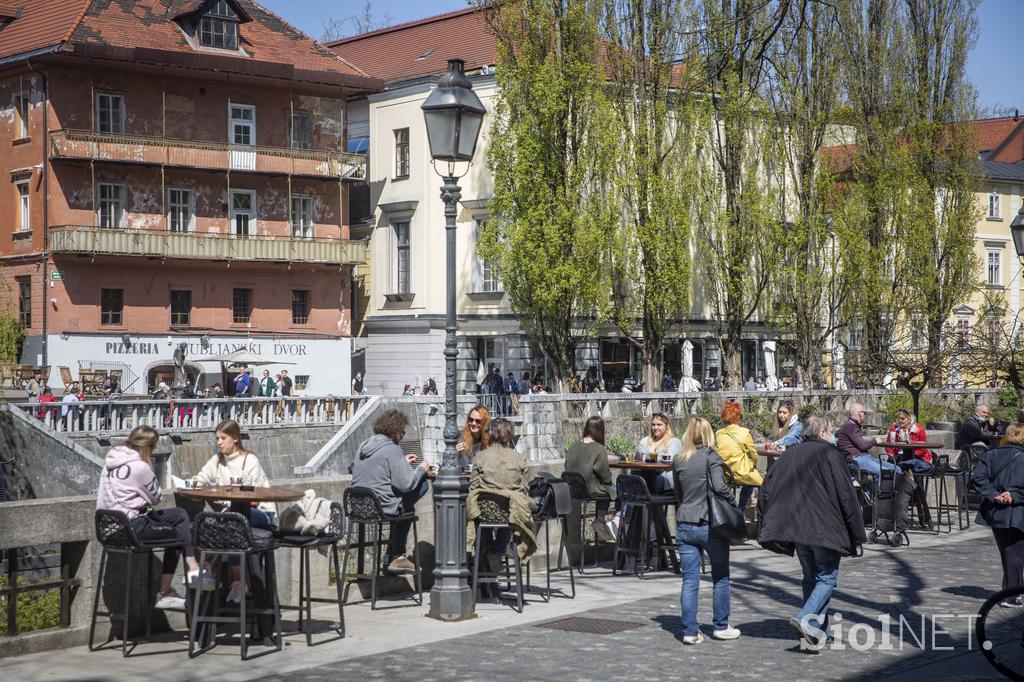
[866, 456, 914, 547]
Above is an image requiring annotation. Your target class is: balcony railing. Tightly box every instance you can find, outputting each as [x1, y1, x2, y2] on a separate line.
[49, 225, 367, 265]
[49, 129, 366, 180]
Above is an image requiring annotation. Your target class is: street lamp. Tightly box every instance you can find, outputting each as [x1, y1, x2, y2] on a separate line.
[1011, 205, 1024, 263]
[421, 58, 485, 622]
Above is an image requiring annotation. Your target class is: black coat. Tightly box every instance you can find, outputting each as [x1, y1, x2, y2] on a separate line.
[972, 444, 1024, 530]
[757, 437, 867, 557]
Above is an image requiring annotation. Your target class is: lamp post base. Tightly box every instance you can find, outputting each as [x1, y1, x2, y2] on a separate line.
[426, 584, 476, 622]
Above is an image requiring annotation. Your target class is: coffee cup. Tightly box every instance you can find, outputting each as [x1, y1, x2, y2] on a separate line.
[229, 475, 243, 486]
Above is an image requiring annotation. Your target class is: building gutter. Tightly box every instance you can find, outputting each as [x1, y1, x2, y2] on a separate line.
[0, 44, 61, 70]
[25, 58, 49, 366]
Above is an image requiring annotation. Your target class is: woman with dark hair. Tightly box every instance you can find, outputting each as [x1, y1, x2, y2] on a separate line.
[97, 426, 212, 609]
[456, 404, 492, 471]
[565, 416, 615, 541]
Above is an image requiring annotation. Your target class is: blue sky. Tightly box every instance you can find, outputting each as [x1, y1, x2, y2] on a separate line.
[263, 0, 1023, 114]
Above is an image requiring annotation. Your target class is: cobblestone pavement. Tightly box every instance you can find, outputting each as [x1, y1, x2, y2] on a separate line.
[256, 529, 1003, 682]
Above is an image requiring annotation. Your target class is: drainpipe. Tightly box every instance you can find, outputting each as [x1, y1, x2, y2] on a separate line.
[26, 60, 48, 367]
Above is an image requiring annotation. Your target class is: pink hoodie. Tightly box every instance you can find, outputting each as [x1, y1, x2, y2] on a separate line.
[96, 445, 163, 519]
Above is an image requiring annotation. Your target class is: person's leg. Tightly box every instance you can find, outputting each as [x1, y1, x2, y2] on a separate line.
[738, 485, 754, 510]
[1002, 528, 1024, 590]
[993, 528, 1011, 590]
[794, 543, 817, 608]
[706, 529, 732, 632]
[675, 522, 706, 638]
[795, 545, 840, 635]
[654, 471, 673, 494]
[388, 481, 428, 561]
[132, 509, 198, 594]
[855, 454, 881, 491]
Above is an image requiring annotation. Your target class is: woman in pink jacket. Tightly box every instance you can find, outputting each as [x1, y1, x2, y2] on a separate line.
[96, 425, 212, 608]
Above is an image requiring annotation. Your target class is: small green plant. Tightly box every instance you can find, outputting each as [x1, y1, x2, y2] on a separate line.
[607, 434, 634, 454]
[630, 412, 643, 421]
[0, 314, 25, 363]
[798, 401, 819, 421]
[694, 394, 723, 431]
[993, 386, 1021, 424]
[743, 397, 776, 439]
[874, 392, 945, 425]
[0, 576, 61, 633]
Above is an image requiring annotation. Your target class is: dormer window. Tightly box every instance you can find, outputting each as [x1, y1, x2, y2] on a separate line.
[199, 0, 239, 50]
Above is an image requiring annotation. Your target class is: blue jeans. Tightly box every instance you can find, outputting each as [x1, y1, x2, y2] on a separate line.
[794, 544, 841, 635]
[854, 454, 901, 490]
[738, 485, 755, 510]
[229, 508, 274, 566]
[676, 521, 730, 636]
[901, 457, 933, 474]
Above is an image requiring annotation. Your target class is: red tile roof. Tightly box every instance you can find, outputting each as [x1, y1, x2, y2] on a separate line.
[329, 7, 496, 84]
[0, 0, 378, 89]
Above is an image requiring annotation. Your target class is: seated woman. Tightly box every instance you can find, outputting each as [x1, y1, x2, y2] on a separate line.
[193, 419, 275, 603]
[456, 404, 492, 471]
[714, 402, 763, 509]
[467, 419, 536, 563]
[886, 409, 933, 529]
[97, 425, 212, 609]
[771, 400, 803, 449]
[637, 412, 682, 492]
[565, 416, 616, 541]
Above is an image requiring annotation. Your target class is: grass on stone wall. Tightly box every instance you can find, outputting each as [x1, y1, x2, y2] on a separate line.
[0, 576, 62, 634]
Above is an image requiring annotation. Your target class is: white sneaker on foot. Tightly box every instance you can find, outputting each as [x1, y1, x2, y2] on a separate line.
[712, 626, 741, 640]
[592, 519, 615, 542]
[682, 630, 704, 645]
[155, 590, 186, 609]
[226, 580, 242, 604]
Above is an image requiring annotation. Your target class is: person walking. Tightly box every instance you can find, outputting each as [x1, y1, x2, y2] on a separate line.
[758, 415, 866, 651]
[972, 423, 1024, 602]
[672, 417, 739, 644]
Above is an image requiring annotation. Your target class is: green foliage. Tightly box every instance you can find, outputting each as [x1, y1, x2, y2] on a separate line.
[0, 576, 61, 633]
[798, 402, 819, 421]
[993, 387, 1022, 424]
[694, 394, 723, 431]
[741, 397, 776, 439]
[0, 314, 25, 363]
[606, 434, 634, 455]
[874, 393, 945, 426]
[630, 412, 643, 422]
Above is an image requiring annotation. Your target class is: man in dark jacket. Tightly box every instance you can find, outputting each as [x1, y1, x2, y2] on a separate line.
[956, 403, 996, 449]
[758, 414, 866, 651]
[836, 403, 899, 490]
[972, 424, 1024, 601]
[352, 409, 429, 574]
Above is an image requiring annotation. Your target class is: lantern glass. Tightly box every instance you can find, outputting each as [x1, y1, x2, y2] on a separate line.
[457, 110, 484, 160]
[424, 108, 459, 161]
[1012, 214, 1024, 260]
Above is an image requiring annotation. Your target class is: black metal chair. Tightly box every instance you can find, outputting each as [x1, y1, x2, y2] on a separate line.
[928, 454, 971, 532]
[528, 479, 576, 600]
[560, 471, 613, 574]
[89, 509, 190, 657]
[275, 502, 346, 645]
[187, 512, 282, 660]
[612, 474, 677, 578]
[471, 492, 525, 613]
[340, 487, 422, 610]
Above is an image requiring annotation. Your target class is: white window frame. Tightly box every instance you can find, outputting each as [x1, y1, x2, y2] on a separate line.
[229, 103, 255, 146]
[167, 187, 195, 233]
[96, 93, 125, 134]
[391, 220, 411, 294]
[474, 218, 501, 293]
[394, 128, 410, 178]
[988, 249, 1002, 286]
[229, 189, 255, 237]
[289, 112, 312, 150]
[989, 188, 1002, 219]
[956, 316, 971, 345]
[97, 182, 126, 229]
[848, 318, 863, 351]
[290, 194, 314, 238]
[16, 181, 29, 232]
[15, 94, 29, 138]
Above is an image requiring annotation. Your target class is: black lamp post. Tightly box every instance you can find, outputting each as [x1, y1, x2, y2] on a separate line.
[1011, 205, 1024, 264]
[421, 58, 485, 622]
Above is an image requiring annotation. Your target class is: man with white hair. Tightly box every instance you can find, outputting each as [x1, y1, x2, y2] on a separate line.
[835, 403, 900, 489]
[955, 403, 996, 449]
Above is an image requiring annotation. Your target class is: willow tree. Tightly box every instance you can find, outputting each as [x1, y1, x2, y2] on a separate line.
[766, 0, 851, 388]
[693, 0, 788, 389]
[601, 0, 700, 390]
[481, 0, 619, 389]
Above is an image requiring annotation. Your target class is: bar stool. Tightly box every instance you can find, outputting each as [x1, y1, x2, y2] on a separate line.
[929, 454, 971, 532]
[612, 474, 677, 578]
[528, 479, 576, 600]
[89, 509, 191, 657]
[188, 512, 282, 661]
[275, 502, 346, 645]
[340, 487, 422, 610]
[471, 492, 525, 613]
[560, 471, 613, 573]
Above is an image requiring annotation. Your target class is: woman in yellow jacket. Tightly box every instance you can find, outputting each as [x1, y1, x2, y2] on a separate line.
[715, 401, 763, 509]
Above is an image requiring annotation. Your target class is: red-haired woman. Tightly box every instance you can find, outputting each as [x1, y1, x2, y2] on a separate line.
[456, 404, 491, 471]
[714, 402, 763, 510]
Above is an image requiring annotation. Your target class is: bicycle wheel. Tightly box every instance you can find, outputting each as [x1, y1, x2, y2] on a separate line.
[977, 586, 1024, 681]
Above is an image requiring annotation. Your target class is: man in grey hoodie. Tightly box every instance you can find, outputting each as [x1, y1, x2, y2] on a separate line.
[352, 409, 429, 574]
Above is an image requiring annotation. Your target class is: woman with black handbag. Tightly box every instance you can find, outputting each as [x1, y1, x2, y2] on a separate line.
[672, 417, 741, 645]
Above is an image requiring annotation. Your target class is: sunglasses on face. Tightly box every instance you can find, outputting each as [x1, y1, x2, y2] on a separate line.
[468, 418, 482, 425]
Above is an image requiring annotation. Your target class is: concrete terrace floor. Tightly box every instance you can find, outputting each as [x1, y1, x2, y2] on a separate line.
[2, 524, 1005, 682]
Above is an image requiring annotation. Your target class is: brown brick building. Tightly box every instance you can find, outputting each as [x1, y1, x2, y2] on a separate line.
[0, 0, 379, 393]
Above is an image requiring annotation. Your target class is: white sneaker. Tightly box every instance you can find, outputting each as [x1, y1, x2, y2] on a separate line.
[226, 580, 242, 604]
[154, 590, 186, 609]
[592, 519, 615, 543]
[712, 626, 741, 640]
[187, 569, 217, 591]
[999, 597, 1024, 608]
[682, 630, 704, 645]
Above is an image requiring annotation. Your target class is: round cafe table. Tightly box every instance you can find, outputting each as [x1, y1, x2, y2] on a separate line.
[176, 485, 302, 516]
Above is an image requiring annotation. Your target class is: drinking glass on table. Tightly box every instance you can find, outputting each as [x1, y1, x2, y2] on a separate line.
[229, 475, 243, 486]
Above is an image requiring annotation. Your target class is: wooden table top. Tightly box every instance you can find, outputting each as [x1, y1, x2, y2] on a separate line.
[176, 485, 303, 503]
[609, 460, 672, 471]
[755, 447, 784, 458]
[876, 440, 947, 450]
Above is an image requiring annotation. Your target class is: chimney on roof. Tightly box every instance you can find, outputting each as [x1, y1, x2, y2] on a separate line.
[1016, 109, 1020, 123]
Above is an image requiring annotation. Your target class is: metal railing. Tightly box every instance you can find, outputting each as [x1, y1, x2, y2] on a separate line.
[48, 225, 367, 265]
[12, 395, 370, 435]
[49, 129, 367, 180]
